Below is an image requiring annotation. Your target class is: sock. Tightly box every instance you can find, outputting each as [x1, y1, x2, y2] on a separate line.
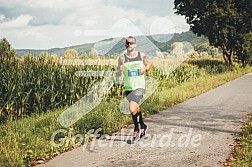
[138, 112, 146, 129]
[132, 113, 139, 132]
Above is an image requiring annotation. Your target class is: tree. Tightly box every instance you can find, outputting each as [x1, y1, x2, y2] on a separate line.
[79, 52, 88, 59]
[63, 49, 78, 59]
[88, 48, 99, 59]
[174, 0, 252, 65]
[236, 33, 252, 66]
[233, 0, 252, 66]
[171, 42, 184, 58]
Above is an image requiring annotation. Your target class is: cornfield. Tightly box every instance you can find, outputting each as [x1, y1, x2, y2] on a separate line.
[0, 52, 201, 122]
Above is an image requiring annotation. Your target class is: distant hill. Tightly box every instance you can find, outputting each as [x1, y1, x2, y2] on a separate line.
[16, 31, 208, 57]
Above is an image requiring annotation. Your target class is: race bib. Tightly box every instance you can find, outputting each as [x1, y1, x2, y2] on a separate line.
[128, 69, 140, 77]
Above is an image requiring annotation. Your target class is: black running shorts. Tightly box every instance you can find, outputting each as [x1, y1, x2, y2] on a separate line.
[125, 88, 145, 104]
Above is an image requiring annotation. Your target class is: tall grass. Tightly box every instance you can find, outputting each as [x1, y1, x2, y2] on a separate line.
[230, 112, 252, 166]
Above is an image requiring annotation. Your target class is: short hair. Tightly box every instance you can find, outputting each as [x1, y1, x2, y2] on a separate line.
[126, 36, 136, 42]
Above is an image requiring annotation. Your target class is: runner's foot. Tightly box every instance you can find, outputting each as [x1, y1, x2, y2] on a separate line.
[132, 131, 140, 144]
[140, 125, 148, 138]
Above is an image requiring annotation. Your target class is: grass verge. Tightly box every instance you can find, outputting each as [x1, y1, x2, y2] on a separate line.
[228, 111, 252, 166]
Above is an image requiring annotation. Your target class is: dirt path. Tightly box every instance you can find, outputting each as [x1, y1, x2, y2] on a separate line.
[39, 73, 252, 167]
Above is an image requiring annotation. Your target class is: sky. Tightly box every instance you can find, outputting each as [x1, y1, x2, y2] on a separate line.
[0, 0, 190, 49]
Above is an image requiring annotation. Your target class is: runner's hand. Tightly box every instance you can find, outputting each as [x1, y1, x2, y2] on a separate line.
[140, 67, 146, 74]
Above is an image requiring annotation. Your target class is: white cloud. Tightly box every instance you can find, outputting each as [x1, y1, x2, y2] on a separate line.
[0, 15, 33, 29]
[0, 0, 189, 49]
[0, 0, 100, 10]
[1, 25, 105, 49]
[0, 15, 5, 22]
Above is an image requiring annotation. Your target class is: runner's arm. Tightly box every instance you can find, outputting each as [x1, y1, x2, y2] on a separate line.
[116, 55, 124, 77]
[140, 52, 152, 74]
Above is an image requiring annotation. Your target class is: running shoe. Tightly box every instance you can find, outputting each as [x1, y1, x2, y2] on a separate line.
[132, 131, 140, 144]
[140, 125, 148, 138]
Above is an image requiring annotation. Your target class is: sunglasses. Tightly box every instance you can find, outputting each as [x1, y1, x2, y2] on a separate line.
[126, 41, 136, 45]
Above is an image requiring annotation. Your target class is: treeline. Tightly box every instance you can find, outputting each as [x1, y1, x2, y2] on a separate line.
[15, 31, 221, 59]
[174, 0, 252, 66]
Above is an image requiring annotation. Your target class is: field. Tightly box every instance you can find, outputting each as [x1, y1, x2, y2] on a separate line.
[0, 54, 252, 166]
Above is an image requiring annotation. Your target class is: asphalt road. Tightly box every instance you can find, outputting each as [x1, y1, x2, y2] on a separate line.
[39, 72, 252, 167]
